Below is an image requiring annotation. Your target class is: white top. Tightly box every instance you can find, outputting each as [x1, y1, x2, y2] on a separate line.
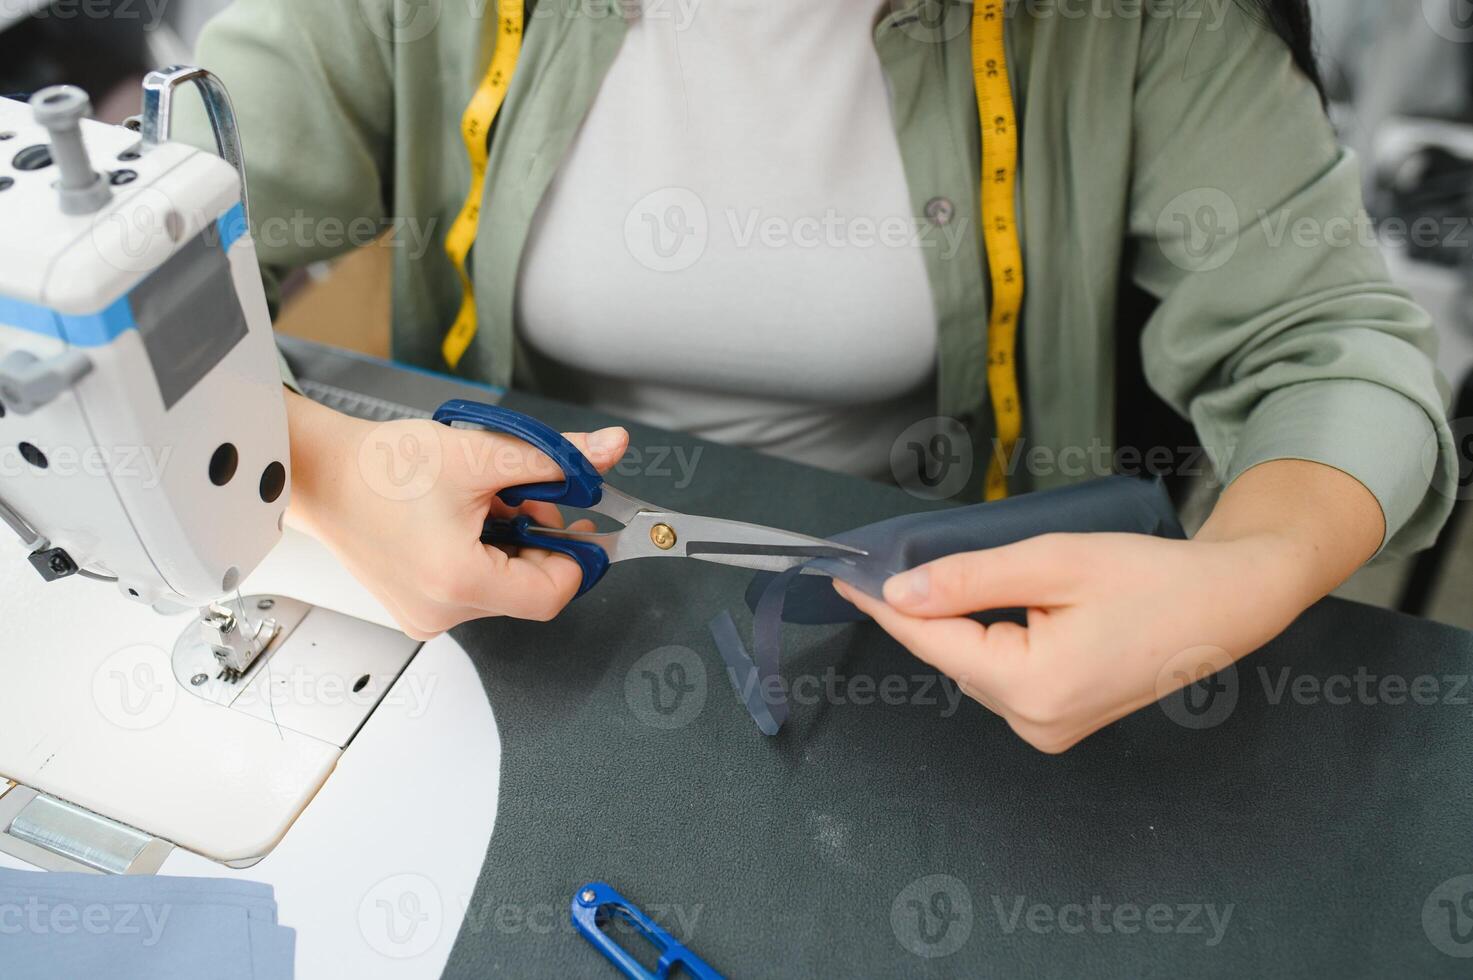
[516, 0, 939, 478]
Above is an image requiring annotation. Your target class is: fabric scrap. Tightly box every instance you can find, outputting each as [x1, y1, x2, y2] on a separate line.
[0, 868, 294, 980]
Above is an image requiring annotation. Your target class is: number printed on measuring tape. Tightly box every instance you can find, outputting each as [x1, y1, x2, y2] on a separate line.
[972, 1, 1025, 501]
[442, 9, 526, 370]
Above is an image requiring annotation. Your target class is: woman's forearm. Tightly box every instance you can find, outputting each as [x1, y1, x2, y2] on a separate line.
[1195, 459, 1385, 608]
[283, 389, 362, 542]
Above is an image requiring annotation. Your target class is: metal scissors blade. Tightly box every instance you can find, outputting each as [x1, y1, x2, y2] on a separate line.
[625, 510, 867, 572]
[521, 519, 867, 573]
[528, 491, 868, 573]
[434, 399, 867, 593]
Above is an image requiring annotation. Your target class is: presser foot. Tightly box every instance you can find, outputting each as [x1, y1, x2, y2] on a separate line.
[172, 594, 423, 750]
[201, 600, 280, 681]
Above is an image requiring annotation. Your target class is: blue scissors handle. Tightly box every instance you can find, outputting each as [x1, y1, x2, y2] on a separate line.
[432, 399, 605, 508]
[433, 400, 611, 597]
[481, 515, 610, 598]
[571, 882, 725, 980]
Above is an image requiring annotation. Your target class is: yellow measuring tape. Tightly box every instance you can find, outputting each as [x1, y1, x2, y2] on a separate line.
[972, 0, 1025, 501]
[443, 3, 1025, 502]
[441, 4, 525, 370]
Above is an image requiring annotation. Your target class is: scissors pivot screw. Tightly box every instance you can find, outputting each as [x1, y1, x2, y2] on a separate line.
[650, 523, 677, 550]
[579, 889, 596, 904]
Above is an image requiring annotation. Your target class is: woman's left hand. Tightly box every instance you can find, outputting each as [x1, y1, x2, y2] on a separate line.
[831, 460, 1386, 753]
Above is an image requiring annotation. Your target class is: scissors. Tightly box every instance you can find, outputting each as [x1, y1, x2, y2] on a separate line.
[571, 881, 724, 979]
[433, 400, 867, 597]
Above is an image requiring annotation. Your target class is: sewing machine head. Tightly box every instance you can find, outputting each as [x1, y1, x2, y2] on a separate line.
[0, 70, 288, 637]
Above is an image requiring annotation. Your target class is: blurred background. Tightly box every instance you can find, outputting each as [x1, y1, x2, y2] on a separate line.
[2, 0, 1468, 626]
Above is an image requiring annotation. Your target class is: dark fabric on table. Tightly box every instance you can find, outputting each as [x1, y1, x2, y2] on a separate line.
[712, 478, 1183, 735]
[745, 476, 1185, 624]
[265, 372, 1473, 979]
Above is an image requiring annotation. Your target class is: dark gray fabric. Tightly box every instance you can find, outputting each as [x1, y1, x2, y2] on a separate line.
[709, 566, 803, 736]
[714, 478, 1183, 734]
[745, 476, 1184, 623]
[280, 347, 1473, 979]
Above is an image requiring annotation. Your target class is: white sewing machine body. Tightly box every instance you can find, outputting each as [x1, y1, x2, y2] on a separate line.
[0, 528, 490, 980]
[0, 92, 288, 608]
[0, 75, 429, 950]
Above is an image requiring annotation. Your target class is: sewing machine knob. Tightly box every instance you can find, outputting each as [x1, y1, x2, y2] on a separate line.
[30, 85, 111, 216]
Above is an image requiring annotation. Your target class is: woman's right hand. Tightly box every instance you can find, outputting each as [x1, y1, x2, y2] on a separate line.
[282, 390, 629, 640]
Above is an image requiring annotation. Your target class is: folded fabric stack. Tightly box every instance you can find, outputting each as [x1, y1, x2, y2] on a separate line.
[0, 868, 294, 980]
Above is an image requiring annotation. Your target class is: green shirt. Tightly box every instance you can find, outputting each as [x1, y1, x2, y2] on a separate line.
[187, 0, 1457, 557]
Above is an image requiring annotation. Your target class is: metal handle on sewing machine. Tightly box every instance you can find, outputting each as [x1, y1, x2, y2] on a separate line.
[139, 65, 251, 224]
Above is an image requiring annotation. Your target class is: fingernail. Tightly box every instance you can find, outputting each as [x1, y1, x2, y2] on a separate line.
[884, 569, 930, 606]
[588, 427, 625, 455]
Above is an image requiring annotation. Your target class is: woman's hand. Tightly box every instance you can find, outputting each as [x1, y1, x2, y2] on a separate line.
[834, 460, 1386, 753]
[283, 391, 629, 640]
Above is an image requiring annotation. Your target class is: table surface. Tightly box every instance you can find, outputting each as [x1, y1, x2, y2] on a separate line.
[4, 337, 1472, 979]
[278, 338, 1473, 978]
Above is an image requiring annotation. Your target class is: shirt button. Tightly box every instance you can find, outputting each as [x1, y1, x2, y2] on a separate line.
[925, 196, 955, 226]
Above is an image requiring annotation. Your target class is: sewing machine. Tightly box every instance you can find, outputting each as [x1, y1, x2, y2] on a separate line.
[0, 69, 422, 887]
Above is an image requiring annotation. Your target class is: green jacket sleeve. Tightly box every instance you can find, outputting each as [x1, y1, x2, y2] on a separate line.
[179, 0, 398, 391]
[1127, 2, 1456, 558]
